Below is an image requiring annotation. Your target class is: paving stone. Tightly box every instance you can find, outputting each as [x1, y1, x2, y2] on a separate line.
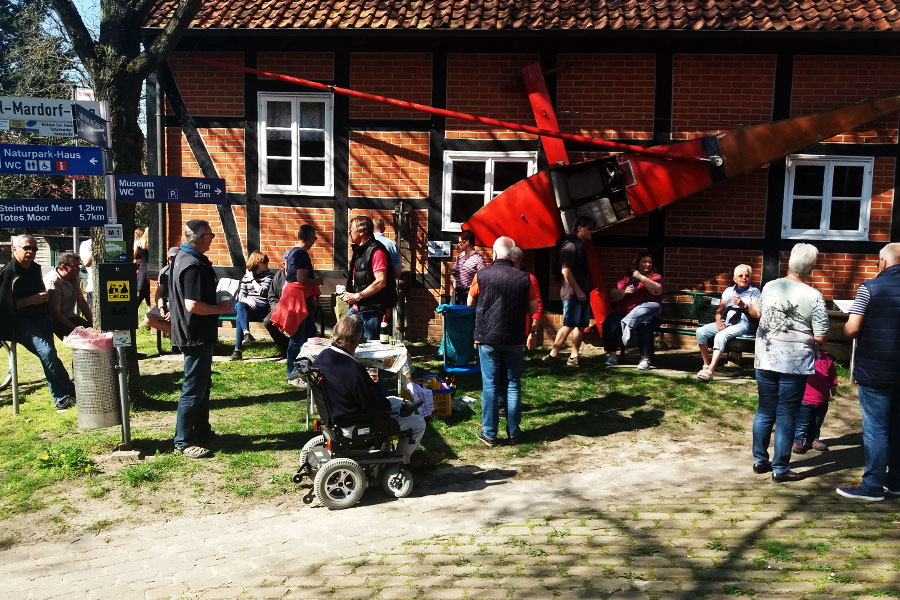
[377, 588, 418, 600]
[331, 588, 373, 599]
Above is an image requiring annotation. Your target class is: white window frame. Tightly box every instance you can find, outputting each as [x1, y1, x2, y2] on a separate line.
[441, 150, 538, 232]
[258, 92, 334, 196]
[782, 154, 874, 241]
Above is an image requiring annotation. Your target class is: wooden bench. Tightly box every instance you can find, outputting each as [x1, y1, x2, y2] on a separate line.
[657, 290, 755, 365]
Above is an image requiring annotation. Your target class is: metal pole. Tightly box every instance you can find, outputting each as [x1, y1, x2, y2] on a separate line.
[115, 345, 131, 448]
[11, 342, 19, 415]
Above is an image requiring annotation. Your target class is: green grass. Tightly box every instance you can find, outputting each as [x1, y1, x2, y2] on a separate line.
[2, 324, 768, 528]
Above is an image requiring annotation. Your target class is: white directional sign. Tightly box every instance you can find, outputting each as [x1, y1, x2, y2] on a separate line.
[0, 95, 106, 138]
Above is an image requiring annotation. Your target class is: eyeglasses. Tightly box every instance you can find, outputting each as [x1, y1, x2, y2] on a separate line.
[19, 245, 38, 252]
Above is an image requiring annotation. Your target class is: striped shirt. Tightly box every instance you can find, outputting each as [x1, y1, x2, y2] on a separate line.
[453, 251, 486, 290]
[849, 283, 871, 315]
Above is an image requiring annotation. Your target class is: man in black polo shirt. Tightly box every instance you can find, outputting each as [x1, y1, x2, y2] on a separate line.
[168, 220, 233, 458]
[0, 234, 76, 411]
[468, 236, 539, 446]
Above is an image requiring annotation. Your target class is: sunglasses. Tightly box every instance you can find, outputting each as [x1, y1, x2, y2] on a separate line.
[19, 245, 38, 252]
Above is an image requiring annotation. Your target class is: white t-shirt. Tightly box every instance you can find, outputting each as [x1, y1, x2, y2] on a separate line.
[754, 278, 829, 375]
[79, 238, 93, 294]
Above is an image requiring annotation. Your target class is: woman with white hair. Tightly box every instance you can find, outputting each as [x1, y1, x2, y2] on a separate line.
[751, 243, 829, 483]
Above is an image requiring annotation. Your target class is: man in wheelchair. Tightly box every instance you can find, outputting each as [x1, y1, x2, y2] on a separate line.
[312, 315, 446, 468]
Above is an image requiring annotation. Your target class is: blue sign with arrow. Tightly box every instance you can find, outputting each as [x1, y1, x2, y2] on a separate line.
[0, 199, 107, 227]
[0, 143, 103, 176]
[113, 174, 226, 204]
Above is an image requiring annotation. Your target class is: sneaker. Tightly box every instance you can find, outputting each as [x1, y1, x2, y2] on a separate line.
[541, 353, 558, 364]
[566, 355, 579, 367]
[811, 440, 829, 452]
[637, 359, 652, 371]
[605, 355, 618, 366]
[55, 395, 76, 413]
[792, 442, 807, 454]
[230, 349, 242, 361]
[242, 332, 255, 344]
[836, 484, 884, 501]
[476, 427, 498, 447]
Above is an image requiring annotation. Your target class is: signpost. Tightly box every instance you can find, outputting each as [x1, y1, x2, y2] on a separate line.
[0, 95, 106, 138]
[74, 104, 111, 148]
[103, 224, 127, 262]
[0, 143, 103, 176]
[0, 199, 107, 227]
[113, 174, 226, 204]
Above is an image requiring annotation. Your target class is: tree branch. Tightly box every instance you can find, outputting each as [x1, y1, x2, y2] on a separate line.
[48, 0, 97, 69]
[130, 0, 202, 82]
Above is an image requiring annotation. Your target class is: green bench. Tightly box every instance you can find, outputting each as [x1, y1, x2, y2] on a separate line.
[657, 290, 755, 365]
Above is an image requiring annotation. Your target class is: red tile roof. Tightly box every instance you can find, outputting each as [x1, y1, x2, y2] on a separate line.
[146, 0, 900, 32]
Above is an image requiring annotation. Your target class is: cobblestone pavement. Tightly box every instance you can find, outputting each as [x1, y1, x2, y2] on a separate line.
[2, 431, 898, 600]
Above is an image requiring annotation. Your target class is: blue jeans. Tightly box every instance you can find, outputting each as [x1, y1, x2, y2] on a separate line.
[14, 317, 75, 405]
[478, 343, 523, 441]
[175, 343, 214, 449]
[287, 298, 318, 379]
[696, 320, 752, 352]
[562, 298, 591, 329]
[234, 300, 268, 349]
[348, 306, 391, 342]
[753, 369, 806, 475]
[603, 313, 659, 357]
[857, 384, 900, 494]
[794, 401, 829, 445]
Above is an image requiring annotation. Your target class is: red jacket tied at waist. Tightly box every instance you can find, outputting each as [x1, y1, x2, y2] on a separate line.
[270, 283, 319, 336]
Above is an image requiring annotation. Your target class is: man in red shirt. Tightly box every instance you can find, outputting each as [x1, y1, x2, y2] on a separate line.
[340, 216, 397, 341]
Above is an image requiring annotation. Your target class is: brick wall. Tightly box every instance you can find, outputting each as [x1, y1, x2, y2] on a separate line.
[665, 248, 765, 292]
[792, 55, 900, 143]
[671, 55, 776, 139]
[165, 128, 246, 193]
[166, 203, 247, 266]
[166, 52, 244, 117]
[348, 131, 430, 198]
[779, 251, 880, 300]
[259, 206, 335, 270]
[557, 54, 655, 141]
[350, 53, 431, 119]
[870, 157, 895, 242]
[446, 53, 539, 140]
[665, 168, 768, 237]
[257, 52, 334, 81]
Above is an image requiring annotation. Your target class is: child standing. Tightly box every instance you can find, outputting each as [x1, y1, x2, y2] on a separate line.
[793, 350, 837, 453]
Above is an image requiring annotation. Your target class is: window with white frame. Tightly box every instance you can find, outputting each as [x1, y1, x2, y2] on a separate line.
[442, 151, 538, 231]
[782, 154, 874, 240]
[258, 93, 334, 195]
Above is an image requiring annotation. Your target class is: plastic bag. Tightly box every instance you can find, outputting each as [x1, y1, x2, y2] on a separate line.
[404, 381, 434, 417]
[62, 327, 115, 352]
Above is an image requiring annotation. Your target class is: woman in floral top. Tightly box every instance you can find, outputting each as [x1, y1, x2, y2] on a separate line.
[751, 243, 829, 483]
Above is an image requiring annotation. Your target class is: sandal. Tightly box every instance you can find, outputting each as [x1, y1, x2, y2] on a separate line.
[566, 355, 579, 367]
[697, 369, 714, 381]
[174, 445, 211, 459]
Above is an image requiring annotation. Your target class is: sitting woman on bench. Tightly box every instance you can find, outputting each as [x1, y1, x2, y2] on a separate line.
[603, 252, 663, 370]
[230, 251, 274, 361]
[696, 264, 760, 381]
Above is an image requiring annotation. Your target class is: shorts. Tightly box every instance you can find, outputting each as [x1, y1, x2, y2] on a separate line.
[562, 298, 591, 329]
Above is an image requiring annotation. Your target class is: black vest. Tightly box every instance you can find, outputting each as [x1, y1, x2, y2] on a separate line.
[169, 248, 218, 348]
[347, 236, 397, 314]
[853, 264, 900, 388]
[474, 258, 531, 346]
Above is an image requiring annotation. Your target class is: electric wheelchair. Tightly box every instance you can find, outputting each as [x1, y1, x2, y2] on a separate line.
[292, 357, 422, 510]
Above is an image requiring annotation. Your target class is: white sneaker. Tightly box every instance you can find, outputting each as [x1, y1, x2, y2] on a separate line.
[605, 355, 617, 366]
[637, 359, 652, 371]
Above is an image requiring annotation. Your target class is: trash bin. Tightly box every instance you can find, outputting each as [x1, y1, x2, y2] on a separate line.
[62, 327, 120, 430]
[72, 348, 120, 429]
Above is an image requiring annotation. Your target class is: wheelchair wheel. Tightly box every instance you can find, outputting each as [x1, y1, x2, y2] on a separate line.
[299, 434, 325, 468]
[0, 341, 12, 392]
[314, 458, 366, 510]
[381, 465, 413, 499]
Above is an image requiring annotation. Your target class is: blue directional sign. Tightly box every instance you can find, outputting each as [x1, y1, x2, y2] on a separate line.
[0, 199, 107, 227]
[113, 174, 226, 204]
[0, 143, 103, 176]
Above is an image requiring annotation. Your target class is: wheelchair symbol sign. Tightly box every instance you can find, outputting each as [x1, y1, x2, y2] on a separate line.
[106, 280, 130, 302]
